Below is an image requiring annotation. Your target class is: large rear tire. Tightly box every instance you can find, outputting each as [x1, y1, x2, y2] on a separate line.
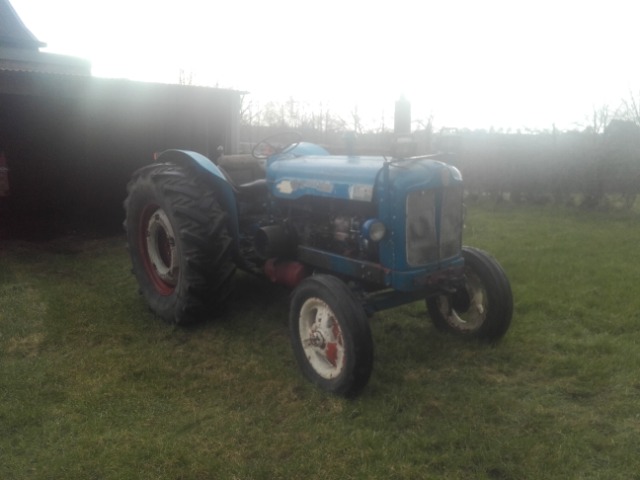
[124, 163, 235, 325]
[427, 247, 513, 340]
[289, 275, 373, 397]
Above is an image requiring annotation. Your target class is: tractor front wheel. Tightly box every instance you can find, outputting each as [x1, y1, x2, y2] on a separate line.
[427, 247, 513, 340]
[289, 275, 373, 397]
[124, 163, 235, 325]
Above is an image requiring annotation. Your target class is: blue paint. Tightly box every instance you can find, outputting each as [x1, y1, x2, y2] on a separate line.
[157, 144, 466, 298]
[280, 141, 330, 157]
[268, 155, 386, 201]
[377, 159, 464, 278]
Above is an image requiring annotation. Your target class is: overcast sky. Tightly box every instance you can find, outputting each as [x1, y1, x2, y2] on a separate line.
[9, 0, 640, 131]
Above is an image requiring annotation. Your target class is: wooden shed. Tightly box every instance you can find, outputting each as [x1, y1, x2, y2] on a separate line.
[0, 0, 242, 236]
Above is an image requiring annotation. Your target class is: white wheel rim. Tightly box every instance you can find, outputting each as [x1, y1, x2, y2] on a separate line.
[298, 297, 346, 380]
[145, 208, 179, 286]
[438, 271, 487, 331]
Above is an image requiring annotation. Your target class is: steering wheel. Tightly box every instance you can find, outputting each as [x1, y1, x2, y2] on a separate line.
[251, 132, 303, 159]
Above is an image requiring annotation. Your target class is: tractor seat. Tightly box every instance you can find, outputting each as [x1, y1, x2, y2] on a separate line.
[217, 154, 266, 184]
[215, 153, 268, 199]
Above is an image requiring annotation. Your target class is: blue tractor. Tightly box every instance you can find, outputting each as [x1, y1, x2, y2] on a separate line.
[124, 132, 513, 397]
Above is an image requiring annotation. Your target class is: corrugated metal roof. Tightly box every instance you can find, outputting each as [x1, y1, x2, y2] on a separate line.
[0, 46, 91, 75]
[0, 0, 45, 49]
[0, 0, 91, 75]
[0, 68, 243, 100]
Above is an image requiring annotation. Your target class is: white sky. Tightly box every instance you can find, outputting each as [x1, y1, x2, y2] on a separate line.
[9, 0, 640, 131]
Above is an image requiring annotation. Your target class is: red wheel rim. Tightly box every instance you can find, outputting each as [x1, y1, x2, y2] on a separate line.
[139, 204, 178, 296]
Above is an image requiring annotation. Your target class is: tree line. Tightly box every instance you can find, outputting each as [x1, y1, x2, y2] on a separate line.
[445, 107, 640, 209]
[239, 94, 640, 210]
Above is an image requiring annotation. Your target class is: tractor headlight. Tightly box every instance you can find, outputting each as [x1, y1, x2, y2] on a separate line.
[441, 165, 462, 186]
[362, 219, 386, 242]
[449, 165, 462, 181]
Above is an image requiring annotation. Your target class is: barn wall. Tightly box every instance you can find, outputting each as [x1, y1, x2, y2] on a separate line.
[0, 72, 241, 237]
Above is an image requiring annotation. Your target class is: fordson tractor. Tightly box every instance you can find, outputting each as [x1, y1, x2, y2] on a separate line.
[124, 132, 513, 397]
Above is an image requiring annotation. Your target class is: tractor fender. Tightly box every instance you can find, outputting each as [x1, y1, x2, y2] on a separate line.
[154, 149, 240, 244]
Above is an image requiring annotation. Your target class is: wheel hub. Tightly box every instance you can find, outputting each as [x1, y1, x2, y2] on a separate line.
[299, 298, 345, 379]
[440, 271, 486, 331]
[144, 208, 179, 289]
[309, 330, 325, 348]
[451, 287, 471, 312]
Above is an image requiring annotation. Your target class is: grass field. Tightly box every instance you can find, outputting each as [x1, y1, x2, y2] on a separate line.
[2, 205, 640, 479]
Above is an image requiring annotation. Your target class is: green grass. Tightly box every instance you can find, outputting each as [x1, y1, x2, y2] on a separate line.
[2, 206, 640, 479]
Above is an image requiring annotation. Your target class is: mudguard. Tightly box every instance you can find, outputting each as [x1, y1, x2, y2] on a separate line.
[154, 149, 240, 242]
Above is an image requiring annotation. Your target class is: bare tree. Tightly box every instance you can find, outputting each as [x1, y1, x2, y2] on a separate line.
[239, 94, 265, 128]
[351, 104, 362, 135]
[590, 104, 610, 137]
[576, 105, 611, 208]
[178, 69, 194, 85]
[285, 97, 300, 128]
[621, 90, 640, 126]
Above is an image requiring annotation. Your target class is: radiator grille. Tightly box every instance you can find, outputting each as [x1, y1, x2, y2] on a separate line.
[405, 187, 463, 266]
[439, 186, 464, 259]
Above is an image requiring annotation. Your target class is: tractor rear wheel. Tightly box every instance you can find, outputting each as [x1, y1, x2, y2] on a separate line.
[124, 163, 235, 325]
[427, 247, 513, 340]
[289, 275, 373, 397]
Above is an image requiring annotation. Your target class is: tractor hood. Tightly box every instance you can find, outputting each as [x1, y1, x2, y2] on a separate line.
[267, 155, 385, 201]
[267, 152, 461, 202]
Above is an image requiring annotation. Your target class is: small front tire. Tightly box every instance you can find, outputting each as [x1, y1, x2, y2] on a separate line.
[289, 275, 373, 397]
[427, 247, 513, 340]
